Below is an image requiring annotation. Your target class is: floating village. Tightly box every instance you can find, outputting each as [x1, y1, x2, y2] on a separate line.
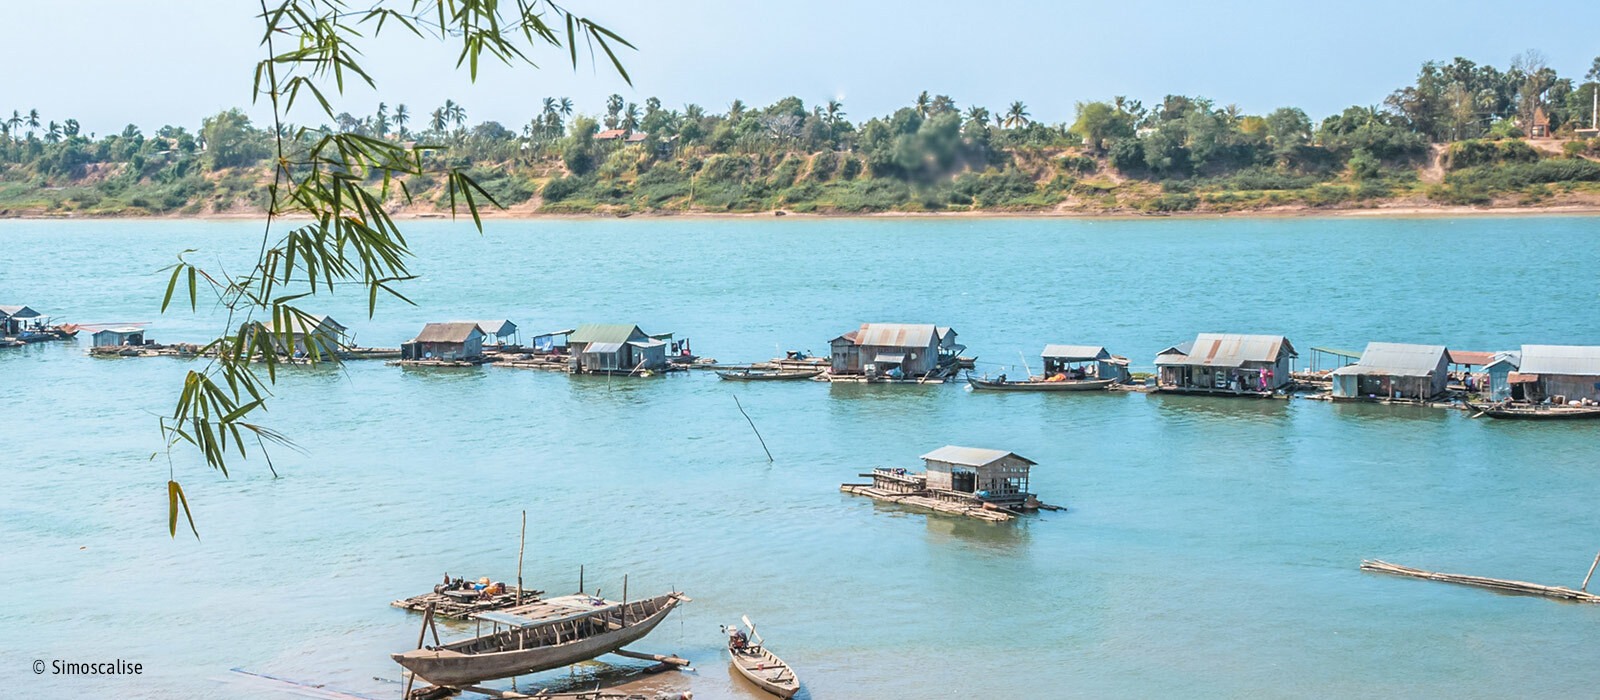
[10, 304, 1600, 698]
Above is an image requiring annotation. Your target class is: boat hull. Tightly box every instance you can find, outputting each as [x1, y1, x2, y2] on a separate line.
[1469, 402, 1600, 420]
[717, 370, 822, 381]
[967, 377, 1115, 392]
[730, 647, 799, 699]
[393, 594, 682, 687]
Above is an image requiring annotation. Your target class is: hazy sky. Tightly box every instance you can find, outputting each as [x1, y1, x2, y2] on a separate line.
[3, 1, 1599, 136]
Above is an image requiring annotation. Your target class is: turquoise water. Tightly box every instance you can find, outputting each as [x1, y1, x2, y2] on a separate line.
[2, 216, 1599, 698]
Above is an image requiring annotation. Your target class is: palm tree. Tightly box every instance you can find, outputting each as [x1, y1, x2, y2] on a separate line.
[541, 97, 556, 117]
[965, 106, 990, 130]
[447, 101, 466, 131]
[1003, 101, 1030, 129]
[63, 118, 79, 137]
[0, 122, 9, 144]
[622, 102, 640, 133]
[914, 91, 931, 118]
[684, 103, 705, 122]
[728, 99, 746, 121]
[824, 99, 845, 126]
[8, 111, 23, 141]
[26, 108, 41, 138]
[645, 96, 661, 115]
[931, 94, 956, 115]
[393, 104, 410, 138]
[373, 102, 391, 137]
[604, 93, 623, 128]
[558, 97, 574, 118]
[429, 107, 448, 134]
[46, 121, 61, 143]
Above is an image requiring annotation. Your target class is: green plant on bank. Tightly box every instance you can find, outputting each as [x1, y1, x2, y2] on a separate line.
[155, 0, 630, 537]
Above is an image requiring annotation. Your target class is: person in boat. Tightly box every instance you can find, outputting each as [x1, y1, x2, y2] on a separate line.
[726, 625, 749, 651]
[997, 373, 1006, 383]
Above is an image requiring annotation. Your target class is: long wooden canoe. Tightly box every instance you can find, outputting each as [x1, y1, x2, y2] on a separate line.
[967, 376, 1115, 392]
[1467, 401, 1600, 420]
[730, 645, 799, 698]
[716, 369, 823, 381]
[392, 592, 686, 687]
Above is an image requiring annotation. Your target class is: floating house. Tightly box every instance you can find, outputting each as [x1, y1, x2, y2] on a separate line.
[840, 445, 1048, 522]
[1508, 345, 1600, 403]
[0, 305, 41, 336]
[470, 320, 519, 347]
[567, 324, 668, 374]
[1484, 351, 1522, 401]
[828, 323, 964, 379]
[92, 327, 147, 348]
[1155, 333, 1297, 395]
[1040, 345, 1130, 382]
[261, 314, 348, 355]
[400, 322, 486, 361]
[529, 328, 574, 355]
[1329, 342, 1450, 401]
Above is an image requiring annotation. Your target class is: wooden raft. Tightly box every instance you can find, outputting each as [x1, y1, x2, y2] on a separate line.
[1361, 560, 1600, 603]
[391, 586, 545, 620]
[840, 484, 1014, 522]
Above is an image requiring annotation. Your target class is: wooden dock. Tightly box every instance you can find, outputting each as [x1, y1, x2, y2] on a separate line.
[1360, 559, 1600, 603]
[391, 586, 544, 620]
[840, 483, 1015, 522]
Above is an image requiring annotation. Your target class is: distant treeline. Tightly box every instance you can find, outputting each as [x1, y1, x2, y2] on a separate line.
[3, 51, 1600, 216]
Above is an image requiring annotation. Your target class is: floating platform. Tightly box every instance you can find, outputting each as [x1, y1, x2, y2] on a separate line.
[392, 585, 545, 620]
[840, 483, 1017, 522]
[1361, 559, 1600, 603]
[494, 355, 572, 372]
[389, 358, 491, 368]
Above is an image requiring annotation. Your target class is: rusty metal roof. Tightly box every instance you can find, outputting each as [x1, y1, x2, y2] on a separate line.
[919, 446, 1037, 468]
[1330, 342, 1447, 378]
[1157, 333, 1295, 368]
[410, 322, 484, 344]
[1519, 345, 1600, 376]
[1447, 350, 1496, 366]
[849, 323, 939, 348]
[1041, 345, 1109, 361]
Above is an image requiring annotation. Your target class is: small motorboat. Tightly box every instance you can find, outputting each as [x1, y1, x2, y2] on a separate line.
[716, 369, 823, 381]
[723, 616, 799, 699]
[967, 374, 1116, 392]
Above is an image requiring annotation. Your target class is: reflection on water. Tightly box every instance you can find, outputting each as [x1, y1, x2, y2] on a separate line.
[1147, 391, 1293, 424]
[1328, 400, 1454, 424]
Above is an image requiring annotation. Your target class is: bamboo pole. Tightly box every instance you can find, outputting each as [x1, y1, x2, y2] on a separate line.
[1362, 559, 1600, 603]
[732, 394, 774, 462]
[1582, 551, 1600, 591]
[517, 510, 527, 606]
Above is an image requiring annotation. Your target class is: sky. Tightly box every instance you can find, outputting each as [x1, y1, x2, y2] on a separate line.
[2, 0, 1598, 137]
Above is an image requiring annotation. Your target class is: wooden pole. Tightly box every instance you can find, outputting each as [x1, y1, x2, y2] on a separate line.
[732, 394, 774, 462]
[1583, 551, 1600, 591]
[517, 510, 527, 605]
[621, 574, 629, 626]
[579, 564, 584, 594]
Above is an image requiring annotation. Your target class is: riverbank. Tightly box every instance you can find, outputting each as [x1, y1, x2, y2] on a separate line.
[6, 193, 1600, 221]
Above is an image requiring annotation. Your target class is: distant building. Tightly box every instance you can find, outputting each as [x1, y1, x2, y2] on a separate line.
[919, 446, 1038, 508]
[594, 129, 647, 143]
[1511, 344, 1600, 402]
[567, 323, 668, 373]
[1155, 333, 1297, 395]
[0, 305, 42, 336]
[1329, 342, 1450, 401]
[260, 314, 347, 356]
[530, 328, 574, 354]
[469, 320, 519, 346]
[1039, 345, 1130, 382]
[92, 327, 147, 348]
[1484, 351, 1522, 402]
[1529, 106, 1551, 138]
[401, 322, 486, 361]
[829, 323, 964, 378]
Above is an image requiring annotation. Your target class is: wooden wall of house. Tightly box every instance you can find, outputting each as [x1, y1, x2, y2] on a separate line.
[1537, 374, 1600, 402]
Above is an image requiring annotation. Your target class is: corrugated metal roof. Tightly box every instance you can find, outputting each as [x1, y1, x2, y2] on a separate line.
[532, 328, 576, 339]
[265, 314, 344, 335]
[1330, 342, 1447, 378]
[568, 324, 645, 345]
[0, 305, 40, 318]
[919, 445, 1037, 468]
[1158, 333, 1294, 367]
[583, 342, 624, 354]
[873, 353, 906, 364]
[1518, 345, 1600, 376]
[627, 339, 666, 349]
[468, 320, 517, 337]
[410, 322, 483, 343]
[1447, 350, 1496, 366]
[851, 323, 938, 348]
[1041, 345, 1109, 361]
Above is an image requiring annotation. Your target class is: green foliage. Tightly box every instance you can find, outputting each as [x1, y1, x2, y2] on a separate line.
[807, 150, 838, 181]
[1143, 192, 1199, 212]
[950, 168, 1039, 207]
[1447, 158, 1600, 188]
[1443, 139, 1540, 170]
[200, 109, 269, 170]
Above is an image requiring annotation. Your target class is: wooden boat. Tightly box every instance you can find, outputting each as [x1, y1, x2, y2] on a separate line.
[392, 592, 687, 687]
[724, 616, 799, 699]
[967, 375, 1116, 392]
[1467, 401, 1600, 420]
[717, 369, 823, 381]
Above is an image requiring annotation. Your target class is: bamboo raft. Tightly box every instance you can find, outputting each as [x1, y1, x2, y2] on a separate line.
[839, 484, 1015, 522]
[392, 586, 545, 620]
[1360, 560, 1600, 603]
